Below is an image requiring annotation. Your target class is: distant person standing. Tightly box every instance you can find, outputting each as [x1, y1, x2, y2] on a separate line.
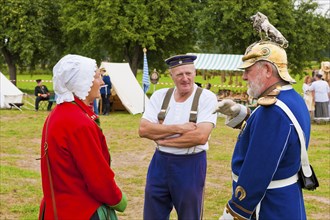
[34, 79, 53, 111]
[302, 75, 315, 120]
[93, 99, 99, 115]
[206, 82, 212, 90]
[100, 68, 112, 115]
[310, 73, 330, 121]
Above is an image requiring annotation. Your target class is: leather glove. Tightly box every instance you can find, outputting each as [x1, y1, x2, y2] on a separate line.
[214, 99, 241, 118]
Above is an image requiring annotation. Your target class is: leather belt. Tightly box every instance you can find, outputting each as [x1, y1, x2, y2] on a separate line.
[232, 172, 298, 189]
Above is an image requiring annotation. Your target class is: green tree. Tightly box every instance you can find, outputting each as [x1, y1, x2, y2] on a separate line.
[3, 0, 327, 82]
[0, 0, 62, 84]
[59, 0, 199, 75]
[289, 0, 330, 74]
[197, 0, 296, 52]
[196, 0, 272, 53]
[197, 0, 330, 75]
[59, 0, 99, 58]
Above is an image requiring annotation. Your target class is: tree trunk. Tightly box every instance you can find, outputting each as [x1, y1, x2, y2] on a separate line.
[130, 45, 141, 77]
[1, 47, 17, 86]
[41, 60, 47, 69]
[124, 43, 141, 77]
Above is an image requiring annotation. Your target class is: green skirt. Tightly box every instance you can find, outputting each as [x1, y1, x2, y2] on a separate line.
[97, 205, 118, 220]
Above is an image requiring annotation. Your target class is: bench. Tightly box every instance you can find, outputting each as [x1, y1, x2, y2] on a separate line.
[39, 94, 56, 110]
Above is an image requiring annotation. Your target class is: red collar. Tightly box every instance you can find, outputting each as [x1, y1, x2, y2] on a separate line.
[73, 96, 99, 121]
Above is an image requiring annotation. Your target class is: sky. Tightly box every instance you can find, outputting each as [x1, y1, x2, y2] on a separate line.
[296, 0, 329, 16]
[315, 0, 329, 16]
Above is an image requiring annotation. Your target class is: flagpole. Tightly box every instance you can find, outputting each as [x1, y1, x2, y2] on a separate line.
[142, 48, 150, 113]
[143, 88, 145, 112]
[143, 48, 146, 113]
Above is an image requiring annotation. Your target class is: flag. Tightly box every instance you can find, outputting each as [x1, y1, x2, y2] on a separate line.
[142, 49, 150, 93]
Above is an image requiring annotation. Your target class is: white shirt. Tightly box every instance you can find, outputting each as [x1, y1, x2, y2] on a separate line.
[310, 80, 330, 102]
[302, 83, 312, 98]
[142, 84, 218, 154]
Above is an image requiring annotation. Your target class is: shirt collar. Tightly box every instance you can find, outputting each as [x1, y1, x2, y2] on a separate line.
[280, 84, 293, 91]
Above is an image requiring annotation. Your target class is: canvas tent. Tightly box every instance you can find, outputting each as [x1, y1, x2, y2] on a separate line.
[0, 72, 24, 109]
[187, 53, 248, 103]
[100, 62, 149, 115]
[187, 53, 243, 72]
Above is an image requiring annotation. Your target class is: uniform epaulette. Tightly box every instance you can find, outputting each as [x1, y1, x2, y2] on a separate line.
[257, 87, 281, 106]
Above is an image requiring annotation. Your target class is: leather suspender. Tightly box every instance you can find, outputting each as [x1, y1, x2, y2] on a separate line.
[158, 88, 174, 123]
[157, 87, 203, 123]
[190, 87, 203, 123]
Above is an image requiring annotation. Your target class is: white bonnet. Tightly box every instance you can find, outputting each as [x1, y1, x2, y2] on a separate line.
[53, 54, 97, 104]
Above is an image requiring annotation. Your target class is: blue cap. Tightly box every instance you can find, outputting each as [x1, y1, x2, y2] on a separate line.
[165, 54, 197, 69]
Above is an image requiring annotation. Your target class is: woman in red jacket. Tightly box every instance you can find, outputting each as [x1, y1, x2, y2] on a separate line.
[39, 54, 127, 220]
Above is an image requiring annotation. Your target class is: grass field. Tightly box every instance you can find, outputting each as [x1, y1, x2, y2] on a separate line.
[0, 108, 329, 219]
[1, 70, 328, 219]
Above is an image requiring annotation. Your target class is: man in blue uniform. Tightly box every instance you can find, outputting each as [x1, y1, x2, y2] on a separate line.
[34, 79, 53, 111]
[214, 41, 311, 219]
[100, 68, 112, 115]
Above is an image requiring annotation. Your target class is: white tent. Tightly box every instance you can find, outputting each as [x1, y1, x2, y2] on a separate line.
[187, 53, 243, 72]
[100, 62, 149, 115]
[0, 72, 24, 109]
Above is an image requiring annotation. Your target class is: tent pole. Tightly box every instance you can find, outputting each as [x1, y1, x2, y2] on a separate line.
[11, 103, 23, 112]
[143, 92, 145, 113]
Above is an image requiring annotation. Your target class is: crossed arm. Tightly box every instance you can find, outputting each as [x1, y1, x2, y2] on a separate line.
[138, 118, 214, 148]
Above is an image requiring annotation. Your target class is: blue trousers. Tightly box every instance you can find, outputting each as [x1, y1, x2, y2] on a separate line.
[144, 150, 206, 220]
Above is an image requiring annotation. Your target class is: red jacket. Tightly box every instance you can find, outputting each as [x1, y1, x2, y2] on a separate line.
[39, 97, 123, 219]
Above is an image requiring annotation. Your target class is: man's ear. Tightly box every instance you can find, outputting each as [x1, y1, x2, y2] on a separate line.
[265, 62, 273, 78]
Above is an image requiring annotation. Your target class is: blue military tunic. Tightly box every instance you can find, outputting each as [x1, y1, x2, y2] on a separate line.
[227, 86, 310, 219]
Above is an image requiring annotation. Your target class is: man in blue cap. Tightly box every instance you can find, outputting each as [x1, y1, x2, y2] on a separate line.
[139, 54, 218, 220]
